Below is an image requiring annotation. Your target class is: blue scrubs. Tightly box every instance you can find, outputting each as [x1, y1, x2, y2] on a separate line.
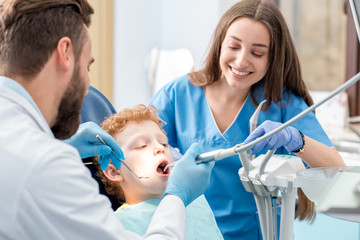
[150, 75, 332, 240]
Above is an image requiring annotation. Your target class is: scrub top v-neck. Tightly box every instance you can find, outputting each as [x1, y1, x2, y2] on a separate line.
[150, 74, 332, 240]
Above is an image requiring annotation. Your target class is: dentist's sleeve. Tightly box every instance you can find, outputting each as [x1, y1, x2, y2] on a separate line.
[144, 195, 186, 240]
[20, 141, 187, 240]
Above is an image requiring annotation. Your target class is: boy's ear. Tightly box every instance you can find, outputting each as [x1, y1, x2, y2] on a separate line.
[103, 164, 124, 182]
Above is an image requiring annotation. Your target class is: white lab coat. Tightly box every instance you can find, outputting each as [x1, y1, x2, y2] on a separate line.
[0, 77, 185, 240]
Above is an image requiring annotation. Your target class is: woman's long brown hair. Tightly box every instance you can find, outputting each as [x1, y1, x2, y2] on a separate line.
[190, 0, 315, 221]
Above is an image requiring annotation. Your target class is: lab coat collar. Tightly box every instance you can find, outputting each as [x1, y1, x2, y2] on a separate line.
[0, 76, 54, 137]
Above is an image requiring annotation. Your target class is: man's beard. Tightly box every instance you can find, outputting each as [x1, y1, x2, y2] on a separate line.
[51, 65, 87, 140]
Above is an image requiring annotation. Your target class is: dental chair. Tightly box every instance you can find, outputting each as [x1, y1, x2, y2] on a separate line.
[81, 86, 116, 125]
[81, 86, 122, 210]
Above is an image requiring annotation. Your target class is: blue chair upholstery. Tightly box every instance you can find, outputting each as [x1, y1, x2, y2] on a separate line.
[80, 86, 122, 210]
[81, 86, 117, 125]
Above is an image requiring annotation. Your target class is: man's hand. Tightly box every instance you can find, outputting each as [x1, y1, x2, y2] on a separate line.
[64, 122, 124, 170]
[164, 143, 214, 206]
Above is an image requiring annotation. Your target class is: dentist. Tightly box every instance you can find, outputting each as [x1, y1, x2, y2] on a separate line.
[0, 0, 213, 239]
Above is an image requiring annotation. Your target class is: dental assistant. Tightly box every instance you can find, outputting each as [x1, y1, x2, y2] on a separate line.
[0, 0, 214, 239]
[150, 1, 344, 239]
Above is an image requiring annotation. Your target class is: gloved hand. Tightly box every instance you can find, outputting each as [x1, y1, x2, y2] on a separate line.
[64, 122, 124, 170]
[170, 146, 183, 161]
[243, 120, 303, 155]
[164, 143, 214, 206]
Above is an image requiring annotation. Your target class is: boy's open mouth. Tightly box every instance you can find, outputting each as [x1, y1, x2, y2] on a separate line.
[157, 160, 170, 175]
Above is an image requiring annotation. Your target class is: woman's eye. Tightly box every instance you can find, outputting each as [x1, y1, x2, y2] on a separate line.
[252, 51, 264, 57]
[162, 143, 169, 148]
[229, 46, 238, 50]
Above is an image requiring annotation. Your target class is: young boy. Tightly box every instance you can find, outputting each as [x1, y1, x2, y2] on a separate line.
[95, 104, 224, 239]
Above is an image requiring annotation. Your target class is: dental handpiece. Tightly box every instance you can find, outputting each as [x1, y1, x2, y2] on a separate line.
[164, 144, 246, 171]
[195, 72, 360, 165]
[95, 135, 149, 179]
[249, 99, 267, 134]
[195, 146, 241, 164]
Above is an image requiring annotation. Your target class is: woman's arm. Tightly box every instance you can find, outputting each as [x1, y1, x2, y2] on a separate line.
[243, 120, 345, 167]
[296, 136, 345, 168]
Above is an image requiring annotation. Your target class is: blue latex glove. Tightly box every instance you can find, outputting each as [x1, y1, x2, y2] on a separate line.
[64, 122, 124, 170]
[243, 120, 303, 155]
[164, 143, 215, 206]
[170, 146, 183, 162]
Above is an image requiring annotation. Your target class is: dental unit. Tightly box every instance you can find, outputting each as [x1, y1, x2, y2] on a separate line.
[165, 72, 360, 240]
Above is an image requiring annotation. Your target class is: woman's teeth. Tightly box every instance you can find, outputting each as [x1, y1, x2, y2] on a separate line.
[232, 68, 250, 76]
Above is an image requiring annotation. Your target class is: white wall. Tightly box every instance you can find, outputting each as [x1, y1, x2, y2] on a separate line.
[113, 0, 161, 111]
[113, 0, 236, 110]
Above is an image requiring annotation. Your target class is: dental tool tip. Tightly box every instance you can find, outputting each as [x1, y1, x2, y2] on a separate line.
[163, 163, 175, 172]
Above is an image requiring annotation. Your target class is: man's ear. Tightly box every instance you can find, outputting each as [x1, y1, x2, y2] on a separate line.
[103, 164, 124, 182]
[56, 36, 74, 72]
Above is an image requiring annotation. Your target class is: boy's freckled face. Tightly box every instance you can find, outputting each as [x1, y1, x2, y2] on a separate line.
[115, 120, 174, 201]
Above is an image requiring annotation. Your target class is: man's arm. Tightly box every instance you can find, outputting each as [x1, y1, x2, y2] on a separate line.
[144, 143, 215, 240]
[144, 195, 186, 239]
